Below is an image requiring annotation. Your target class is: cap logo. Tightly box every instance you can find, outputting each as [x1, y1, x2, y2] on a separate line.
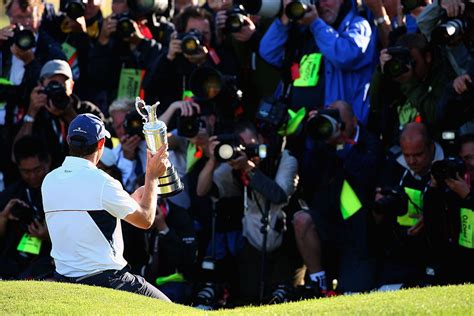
[73, 127, 87, 134]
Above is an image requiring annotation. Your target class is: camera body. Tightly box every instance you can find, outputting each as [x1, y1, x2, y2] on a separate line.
[113, 13, 135, 39]
[373, 186, 409, 217]
[214, 133, 267, 162]
[11, 204, 37, 228]
[10, 24, 36, 51]
[431, 157, 466, 185]
[177, 110, 206, 138]
[385, 46, 413, 78]
[123, 111, 144, 138]
[306, 108, 344, 141]
[285, 0, 318, 20]
[179, 29, 204, 55]
[255, 97, 288, 136]
[40, 81, 70, 110]
[225, 5, 248, 33]
[64, 0, 85, 19]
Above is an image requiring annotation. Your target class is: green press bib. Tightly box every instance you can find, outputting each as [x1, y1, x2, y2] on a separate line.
[294, 53, 322, 87]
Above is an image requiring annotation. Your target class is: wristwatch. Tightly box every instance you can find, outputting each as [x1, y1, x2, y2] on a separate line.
[374, 15, 390, 26]
[23, 114, 35, 123]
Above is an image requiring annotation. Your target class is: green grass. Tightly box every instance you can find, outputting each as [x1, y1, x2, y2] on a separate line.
[0, 281, 473, 315]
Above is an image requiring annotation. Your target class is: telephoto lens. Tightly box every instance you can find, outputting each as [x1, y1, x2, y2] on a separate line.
[384, 46, 412, 78]
[225, 5, 247, 33]
[180, 30, 203, 55]
[214, 134, 242, 162]
[65, 0, 85, 19]
[306, 109, 344, 141]
[115, 13, 135, 38]
[12, 24, 36, 50]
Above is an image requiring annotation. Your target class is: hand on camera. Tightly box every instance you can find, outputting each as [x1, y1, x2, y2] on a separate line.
[206, 135, 220, 162]
[167, 32, 182, 61]
[11, 43, 34, 64]
[0, 199, 27, 221]
[445, 174, 470, 199]
[146, 145, 169, 179]
[28, 86, 48, 118]
[453, 74, 472, 95]
[232, 16, 256, 42]
[280, 0, 294, 25]
[170, 100, 200, 117]
[407, 214, 424, 236]
[215, 10, 228, 32]
[299, 5, 319, 26]
[121, 134, 142, 160]
[0, 25, 14, 42]
[126, 20, 145, 45]
[98, 15, 117, 45]
[228, 151, 255, 173]
[379, 49, 392, 73]
[28, 219, 48, 240]
[208, 0, 232, 12]
[440, 0, 465, 18]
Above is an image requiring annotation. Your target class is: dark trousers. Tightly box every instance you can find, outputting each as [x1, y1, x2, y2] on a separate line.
[54, 267, 171, 302]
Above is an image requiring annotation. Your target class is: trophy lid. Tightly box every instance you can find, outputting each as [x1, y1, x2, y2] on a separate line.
[135, 97, 166, 130]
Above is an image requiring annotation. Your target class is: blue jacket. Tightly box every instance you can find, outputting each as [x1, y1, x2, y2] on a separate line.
[259, 10, 376, 124]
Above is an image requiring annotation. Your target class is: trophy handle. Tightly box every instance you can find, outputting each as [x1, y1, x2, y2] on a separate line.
[135, 97, 149, 121]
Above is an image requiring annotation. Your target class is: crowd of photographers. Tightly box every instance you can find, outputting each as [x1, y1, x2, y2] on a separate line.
[0, 0, 473, 309]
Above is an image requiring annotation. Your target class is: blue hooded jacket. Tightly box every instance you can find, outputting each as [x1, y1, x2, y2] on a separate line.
[259, 8, 377, 124]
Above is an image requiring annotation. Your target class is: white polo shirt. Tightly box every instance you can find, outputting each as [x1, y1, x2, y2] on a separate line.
[42, 156, 139, 277]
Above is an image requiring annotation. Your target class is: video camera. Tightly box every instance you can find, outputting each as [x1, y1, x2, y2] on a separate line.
[384, 46, 413, 79]
[123, 111, 144, 138]
[214, 133, 267, 162]
[179, 29, 204, 55]
[225, 5, 248, 33]
[8, 24, 36, 51]
[40, 81, 70, 110]
[113, 13, 135, 39]
[306, 108, 344, 141]
[431, 2, 474, 46]
[373, 186, 409, 217]
[431, 157, 466, 184]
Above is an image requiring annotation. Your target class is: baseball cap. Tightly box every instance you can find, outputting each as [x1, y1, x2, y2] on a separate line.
[67, 113, 111, 146]
[40, 59, 73, 80]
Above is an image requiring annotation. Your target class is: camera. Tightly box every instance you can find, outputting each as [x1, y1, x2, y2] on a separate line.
[10, 24, 36, 51]
[306, 109, 344, 141]
[214, 133, 267, 162]
[236, 0, 282, 18]
[432, 18, 470, 45]
[255, 97, 288, 136]
[177, 111, 206, 138]
[431, 157, 466, 184]
[127, 0, 170, 18]
[40, 81, 70, 110]
[225, 5, 248, 33]
[384, 46, 413, 78]
[401, 0, 425, 13]
[64, 0, 85, 19]
[123, 111, 144, 138]
[113, 13, 135, 39]
[11, 204, 36, 227]
[179, 29, 204, 55]
[285, 0, 317, 20]
[373, 186, 409, 217]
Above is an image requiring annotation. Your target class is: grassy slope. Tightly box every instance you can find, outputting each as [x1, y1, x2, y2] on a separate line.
[0, 281, 473, 315]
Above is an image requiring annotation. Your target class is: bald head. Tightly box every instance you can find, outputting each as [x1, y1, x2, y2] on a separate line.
[399, 123, 434, 175]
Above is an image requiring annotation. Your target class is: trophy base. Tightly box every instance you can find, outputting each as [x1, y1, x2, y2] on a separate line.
[157, 166, 184, 197]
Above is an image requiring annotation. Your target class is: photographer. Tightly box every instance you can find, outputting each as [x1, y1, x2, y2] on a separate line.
[368, 33, 456, 146]
[423, 133, 474, 284]
[149, 5, 239, 110]
[293, 100, 382, 294]
[259, 0, 377, 124]
[13, 60, 104, 168]
[196, 121, 298, 304]
[87, 6, 163, 112]
[0, 136, 53, 280]
[374, 122, 444, 285]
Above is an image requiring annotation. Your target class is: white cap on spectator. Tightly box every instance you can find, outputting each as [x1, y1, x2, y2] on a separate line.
[40, 59, 73, 80]
[100, 147, 116, 167]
